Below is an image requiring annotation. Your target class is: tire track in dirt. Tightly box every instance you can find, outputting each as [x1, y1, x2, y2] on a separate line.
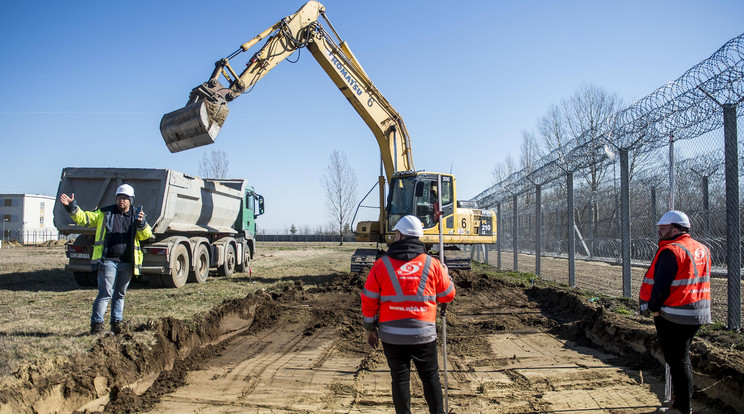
[139, 273, 680, 413]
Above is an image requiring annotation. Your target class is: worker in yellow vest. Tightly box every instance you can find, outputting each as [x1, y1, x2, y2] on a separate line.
[61, 184, 152, 335]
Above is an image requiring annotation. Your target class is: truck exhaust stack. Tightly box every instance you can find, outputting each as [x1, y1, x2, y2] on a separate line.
[160, 100, 229, 153]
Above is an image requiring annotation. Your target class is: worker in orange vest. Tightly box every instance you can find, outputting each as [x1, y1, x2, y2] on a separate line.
[361, 215, 455, 414]
[639, 210, 711, 414]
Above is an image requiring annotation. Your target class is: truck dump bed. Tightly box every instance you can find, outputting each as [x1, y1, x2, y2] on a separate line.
[54, 168, 244, 236]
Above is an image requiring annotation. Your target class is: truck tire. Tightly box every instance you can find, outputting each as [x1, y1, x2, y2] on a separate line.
[73, 271, 97, 287]
[218, 243, 236, 278]
[236, 246, 250, 274]
[188, 244, 210, 284]
[166, 244, 190, 288]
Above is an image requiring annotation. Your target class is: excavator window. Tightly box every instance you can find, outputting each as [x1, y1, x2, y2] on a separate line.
[387, 177, 415, 231]
[414, 180, 438, 229]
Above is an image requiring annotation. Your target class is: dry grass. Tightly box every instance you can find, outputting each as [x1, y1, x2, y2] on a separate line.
[0, 244, 364, 384]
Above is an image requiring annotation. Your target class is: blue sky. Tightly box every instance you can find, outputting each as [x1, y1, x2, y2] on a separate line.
[1, 1, 742, 233]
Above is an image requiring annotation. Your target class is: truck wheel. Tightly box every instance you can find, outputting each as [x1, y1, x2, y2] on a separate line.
[188, 244, 210, 284]
[166, 244, 190, 288]
[73, 271, 97, 287]
[218, 244, 236, 277]
[236, 247, 250, 274]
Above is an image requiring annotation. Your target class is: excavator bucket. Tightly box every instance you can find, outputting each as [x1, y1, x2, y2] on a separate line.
[160, 100, 229, 153]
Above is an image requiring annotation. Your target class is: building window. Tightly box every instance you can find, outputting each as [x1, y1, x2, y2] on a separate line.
[40, 216, 45, 228]
[3, 214, 10, 222]
[4, 199, 11, 207]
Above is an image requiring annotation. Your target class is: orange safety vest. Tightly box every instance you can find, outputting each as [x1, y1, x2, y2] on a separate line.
[639, 234, 711, 325]
[361, 253, 455, 345]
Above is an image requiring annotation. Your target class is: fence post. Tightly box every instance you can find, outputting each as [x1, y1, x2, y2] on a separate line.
[650, 186, 658, 237]
[723, 103, 741, 330]
[497, 201, 502, 269]
[620, 148, 632, 298]
[702, 175, 711, 238]
[567, 171, 575, 287]
[512, 194, 518, 272]
[535, 184, 541, 277]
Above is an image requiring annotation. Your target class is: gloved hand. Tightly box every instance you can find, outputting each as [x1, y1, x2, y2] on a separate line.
[439, 302, 448, 317]
[640, 308, 651, 317]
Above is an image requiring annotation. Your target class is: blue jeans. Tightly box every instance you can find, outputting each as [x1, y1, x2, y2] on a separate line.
[91, 260, 133, 324]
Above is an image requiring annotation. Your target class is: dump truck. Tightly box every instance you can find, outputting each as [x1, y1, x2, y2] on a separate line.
[54, 167, 264, 288]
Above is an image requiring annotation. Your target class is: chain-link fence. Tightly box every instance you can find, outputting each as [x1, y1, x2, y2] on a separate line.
[2, 229, 62, 245]
[473, 33, 744, 329]
[256, 233, 359, 246]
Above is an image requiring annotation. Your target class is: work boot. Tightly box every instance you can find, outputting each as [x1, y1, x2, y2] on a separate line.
[90, 322, 105, 335]
[110, 320, 123, 335]
[656, 407, 691, 414]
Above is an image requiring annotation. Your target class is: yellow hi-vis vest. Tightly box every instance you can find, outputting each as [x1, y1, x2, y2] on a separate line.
[69, 205, 152, 275]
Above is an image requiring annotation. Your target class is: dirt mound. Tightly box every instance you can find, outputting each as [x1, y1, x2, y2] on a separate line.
[36, 239, 69, 247]
[0, 268, 742, 413]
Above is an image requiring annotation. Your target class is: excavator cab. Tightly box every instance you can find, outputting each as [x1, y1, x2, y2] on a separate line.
[387, 172, 454, 235]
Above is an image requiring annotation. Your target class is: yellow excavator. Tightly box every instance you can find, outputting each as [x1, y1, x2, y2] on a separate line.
[160, 1, 496, 271]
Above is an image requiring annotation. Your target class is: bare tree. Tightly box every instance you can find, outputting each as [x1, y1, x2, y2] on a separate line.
[540, 84, 624, 238]
[520, 130, 540, 171]
[490, 131, 539, 187]
[563, 84, 623, 191]
[537, 104, 569, 157]
[199, 149, 230, 178]
[321, 150, 358, 245]
[491, 154, 517, 184]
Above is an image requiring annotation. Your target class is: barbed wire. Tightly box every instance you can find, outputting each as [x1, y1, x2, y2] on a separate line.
[475, 32, 744, 204]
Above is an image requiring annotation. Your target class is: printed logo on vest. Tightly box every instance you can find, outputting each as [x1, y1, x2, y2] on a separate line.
[397, 262, 421, 276]
[694, 247, 707, 264]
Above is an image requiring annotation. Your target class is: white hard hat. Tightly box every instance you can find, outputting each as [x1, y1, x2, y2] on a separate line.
[656, 210, 690, 228]
[116, 184, 135, 198]
[393, 215, 424, 237]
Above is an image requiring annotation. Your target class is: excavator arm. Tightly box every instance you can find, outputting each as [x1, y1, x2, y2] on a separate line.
[161, 1, 497, 269]
[160, 0, 413, 182]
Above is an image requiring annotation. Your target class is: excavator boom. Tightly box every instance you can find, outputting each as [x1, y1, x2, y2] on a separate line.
[160, 1, 413, 181]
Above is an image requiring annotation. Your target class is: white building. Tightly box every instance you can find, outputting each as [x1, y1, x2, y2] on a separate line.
[0, 194, 59, 244]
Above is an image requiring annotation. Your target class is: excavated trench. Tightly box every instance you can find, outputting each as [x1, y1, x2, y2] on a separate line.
[1, 270, 742, 413]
